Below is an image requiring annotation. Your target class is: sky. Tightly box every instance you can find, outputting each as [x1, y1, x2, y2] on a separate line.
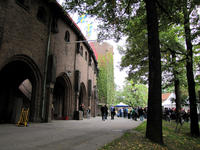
[57, 0, 127, 89]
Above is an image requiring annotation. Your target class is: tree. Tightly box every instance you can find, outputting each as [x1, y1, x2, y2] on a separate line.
[144, 0, 163, 144]
[182, 0, 199, 136]
[115, 80, 148, 107]
[119, 0, 200, 137]
[159, 26, 187, 117]
[119, 4, 148, 84]
[159, 0, 200, 136]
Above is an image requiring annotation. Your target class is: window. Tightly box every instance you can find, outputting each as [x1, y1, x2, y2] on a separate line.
[80, 46, 83, 56]
[76, 43, 80, 53]
[16, 0, 29, 10]
[64, 31, 70, 42]
[76, 43, 83, 56]
[88, 80, 92, 97]
[85, 51, 87, 61]
[89, 55, 92, 65]
[37, 7, 47, 24]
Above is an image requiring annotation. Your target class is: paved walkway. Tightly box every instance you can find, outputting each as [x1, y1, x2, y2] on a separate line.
[0, 117, 142, 150]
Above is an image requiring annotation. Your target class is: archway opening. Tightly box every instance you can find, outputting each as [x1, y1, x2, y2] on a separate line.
[0, 60, 37, 124]
[79, 83, 87, 117]
[53, 77, 66, 120]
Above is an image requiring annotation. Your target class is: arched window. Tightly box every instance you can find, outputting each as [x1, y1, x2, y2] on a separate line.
[85, 51, 87, 61]
[80, 46, 83, 56]
[37, 7, 47, 24]
[64, 31, 70, 42]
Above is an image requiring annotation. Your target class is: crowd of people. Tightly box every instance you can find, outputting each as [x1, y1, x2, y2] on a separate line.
[100, 105, 148, 121]
[100, 105, 191, 125]
[80, 103, 191, 124]
[163, 107, 190, 122]
[79, 103, 91, 119]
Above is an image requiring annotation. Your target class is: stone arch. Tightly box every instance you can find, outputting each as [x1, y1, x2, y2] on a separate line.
[0, 54, 42, 123]
[79, 82, 87, 117]
[52, 72, 73, 120]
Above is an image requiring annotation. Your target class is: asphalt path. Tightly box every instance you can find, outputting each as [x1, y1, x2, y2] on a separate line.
[0, 117, 142, 150]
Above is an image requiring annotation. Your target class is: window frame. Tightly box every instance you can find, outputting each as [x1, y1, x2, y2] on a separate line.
[64, 31, 70, 42]
[85, 51, 88, 61]
[80, 46, 83, 56]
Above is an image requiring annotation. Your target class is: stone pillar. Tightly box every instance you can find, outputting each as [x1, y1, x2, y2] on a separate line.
[45, 82, 54, 122]
[74, 92, 80, 120]
[12, 97, 23, 124]
[75, 92, 79, 111]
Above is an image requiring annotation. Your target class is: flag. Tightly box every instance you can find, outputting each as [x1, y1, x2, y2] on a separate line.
[77, 14, 87, 24]
[86, 23, 93, 38]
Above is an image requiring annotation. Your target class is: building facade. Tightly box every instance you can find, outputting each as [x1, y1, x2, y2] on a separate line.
[0, 0, 98, 123]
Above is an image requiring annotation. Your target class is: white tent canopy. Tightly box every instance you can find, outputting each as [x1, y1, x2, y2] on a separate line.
[115, 102, 129, 107]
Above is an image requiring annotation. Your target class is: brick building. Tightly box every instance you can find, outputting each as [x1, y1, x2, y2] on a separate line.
[0, 0, 98, 123]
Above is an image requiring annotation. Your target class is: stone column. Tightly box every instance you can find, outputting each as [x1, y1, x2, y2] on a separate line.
[74, 92, 80, 120]
[46, 82, 54, 122]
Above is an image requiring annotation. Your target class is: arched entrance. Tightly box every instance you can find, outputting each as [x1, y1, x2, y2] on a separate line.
[79, 82, 87, 117]
[53, 73, 72, 120]
[0, 55, 41, 123]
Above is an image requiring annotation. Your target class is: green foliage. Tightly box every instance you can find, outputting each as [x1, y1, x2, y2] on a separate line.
[119, 3, 148, 84]
[160, 25, 187, 89]
[97, 56, 107, 104]
[114, 80, 148, 107]
[97, 52, 115, 105]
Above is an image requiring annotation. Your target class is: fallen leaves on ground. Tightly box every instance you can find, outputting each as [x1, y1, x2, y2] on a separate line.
[99, 121, 200, 150]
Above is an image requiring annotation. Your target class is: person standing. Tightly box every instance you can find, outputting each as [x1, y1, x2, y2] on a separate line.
[128, 107, 131, 119]
[87, 106, 91, 119]
[101, 105, 105, 121]
[132, 108, 137, 121]
[79, 103, 85, 118]
[110, 106, 115, 120]
[138, 107, 144, 121]
[104, 105, 108, 120]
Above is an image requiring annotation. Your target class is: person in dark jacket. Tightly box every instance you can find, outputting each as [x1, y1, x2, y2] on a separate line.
[138, 107, 144, 121]
[101, 105, 105, 121]
[110, 106, 115, 120]
[104, 105, 108, 119]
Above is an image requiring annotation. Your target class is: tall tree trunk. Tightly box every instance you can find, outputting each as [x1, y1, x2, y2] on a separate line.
[171, 51, 181, 114]
[145, 0, 163, 144]
[174, 78, 181, 112]
[183, 1, 199, 137]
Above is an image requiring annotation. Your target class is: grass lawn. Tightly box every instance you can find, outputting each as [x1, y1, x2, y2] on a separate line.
[99, 121, 200, 150]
